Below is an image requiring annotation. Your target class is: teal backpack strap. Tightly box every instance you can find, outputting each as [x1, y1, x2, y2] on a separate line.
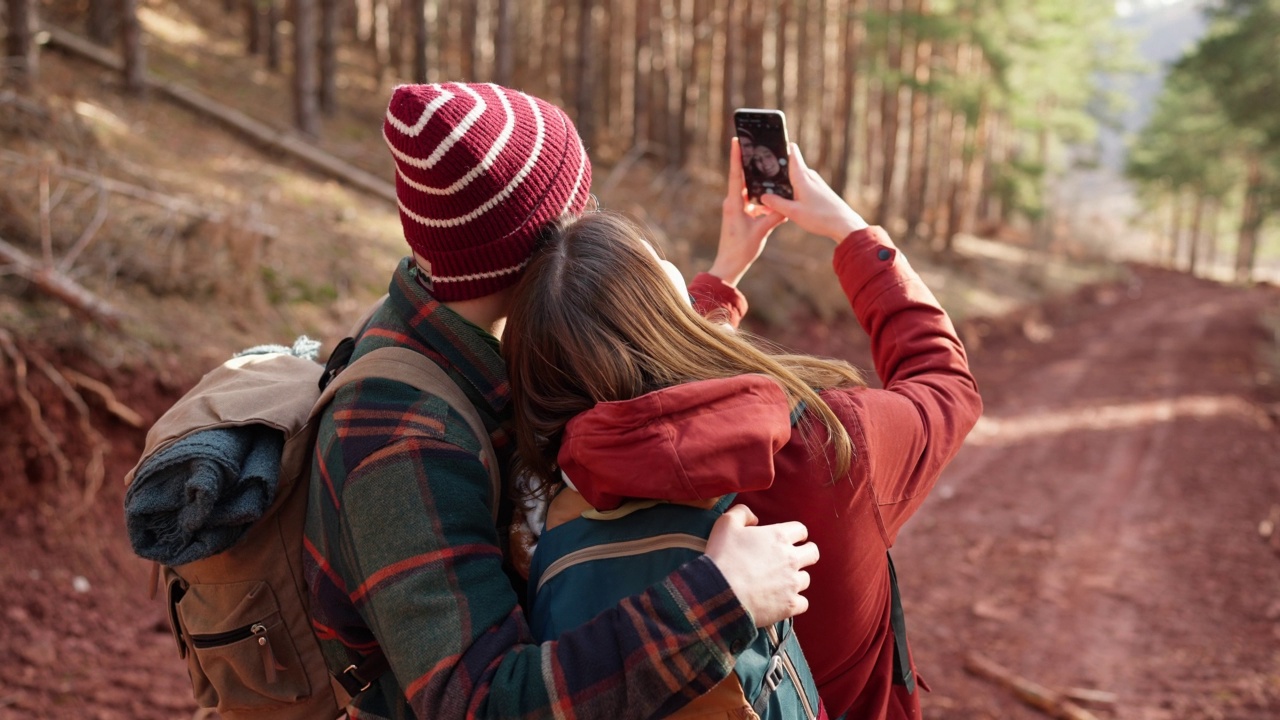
[749, 618, 819, 720]
[887, 552, 916, 693]
[711, 493, 737, 514]
[750, 618, 792, 716]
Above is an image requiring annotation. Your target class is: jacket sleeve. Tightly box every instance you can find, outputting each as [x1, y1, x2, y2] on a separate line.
[689, 272, 749, 329]
[331, 398, 756, 720]
[831, 226, 983, 545]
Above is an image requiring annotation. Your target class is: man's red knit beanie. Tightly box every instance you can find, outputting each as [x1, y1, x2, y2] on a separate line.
[383, 82, 592, 301]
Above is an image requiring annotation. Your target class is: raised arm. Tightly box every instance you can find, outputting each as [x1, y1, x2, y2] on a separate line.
[761, 144, 982, 543]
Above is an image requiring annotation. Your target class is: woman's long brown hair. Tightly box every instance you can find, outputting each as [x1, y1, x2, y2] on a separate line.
[503, 211, 865, 492]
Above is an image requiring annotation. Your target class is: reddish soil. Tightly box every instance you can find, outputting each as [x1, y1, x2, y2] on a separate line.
[2, 264, 1278, 720]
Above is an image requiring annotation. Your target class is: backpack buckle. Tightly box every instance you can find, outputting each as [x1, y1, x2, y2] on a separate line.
[341, 664, 374, 693]
[764, 655, 785, 691]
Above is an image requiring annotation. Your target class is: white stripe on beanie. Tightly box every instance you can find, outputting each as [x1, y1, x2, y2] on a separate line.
[397, 92, 546, 228]
[415, 83, 488, 170]
[390, 85, 516, 196]
[432, 257, 531, 284]
[384, 84, 455, 137]
[558, 127, 589, 218]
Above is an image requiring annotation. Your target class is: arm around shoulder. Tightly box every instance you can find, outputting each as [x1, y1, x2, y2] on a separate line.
[329, 432, 758, 719]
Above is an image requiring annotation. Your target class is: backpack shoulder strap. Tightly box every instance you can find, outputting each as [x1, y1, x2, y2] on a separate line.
[317, 345, 502, 520]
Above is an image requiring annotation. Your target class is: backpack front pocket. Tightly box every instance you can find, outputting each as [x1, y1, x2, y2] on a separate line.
[173, 578, 312, 712]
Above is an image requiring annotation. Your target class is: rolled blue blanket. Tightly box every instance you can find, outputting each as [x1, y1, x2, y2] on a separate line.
[124, 425, 283, 566]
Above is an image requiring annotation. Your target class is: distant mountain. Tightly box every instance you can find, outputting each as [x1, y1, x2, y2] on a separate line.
[1099, 0, 1210, 170]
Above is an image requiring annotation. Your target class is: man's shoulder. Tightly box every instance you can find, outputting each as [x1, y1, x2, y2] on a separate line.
[327, 372, 472, 441]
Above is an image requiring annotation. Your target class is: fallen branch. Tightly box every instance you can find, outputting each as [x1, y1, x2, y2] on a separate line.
[0, 234, 125, 330]
[964, 653, 1102, 720]
[0, 329, 73, 489]
[41, 23, 397, 205]
[31, 352, 108, 518]
[61, 367, 146, 428]
[1062, 688, 1119, 707]
[0, 149, 280, 238]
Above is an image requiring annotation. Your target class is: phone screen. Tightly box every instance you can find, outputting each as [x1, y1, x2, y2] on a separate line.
[734, 109, 794, 203]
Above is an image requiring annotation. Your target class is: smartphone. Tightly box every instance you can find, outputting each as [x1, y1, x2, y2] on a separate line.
[733, 108, 794, 203]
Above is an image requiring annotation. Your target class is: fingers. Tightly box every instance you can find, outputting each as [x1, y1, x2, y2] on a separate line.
[770, 519, 810, 546]
[758, 210, 788, 233]
[793, 540, 819, 571]
[759, 192, 799, 216]
[727, 137, 746, 197]
[789, 143, 805, 167]
[722, 503, 759, 528]
[790, 594, 810, 617]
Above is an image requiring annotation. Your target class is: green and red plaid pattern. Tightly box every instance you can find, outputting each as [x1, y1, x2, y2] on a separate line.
[304, 257, 756, 720]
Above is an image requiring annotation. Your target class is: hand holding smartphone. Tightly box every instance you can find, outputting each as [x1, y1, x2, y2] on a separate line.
[733, 108, 794, 203]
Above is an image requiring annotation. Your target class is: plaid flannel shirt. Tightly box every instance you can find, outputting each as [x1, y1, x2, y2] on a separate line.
[303, 258, 756, 720]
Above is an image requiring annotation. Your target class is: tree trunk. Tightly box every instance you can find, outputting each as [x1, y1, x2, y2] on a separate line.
[815, 0, 838, 174]
[356, 0, 373, 42]
[722, 0, 741, 163]
[543, 0, 563, 100]
[461, 0, 479, 80]
[246, 0, 263, 55]
[831, 0, 865, 198]
[407, 0, 428, 83]
[876, 0, 905, 227]
[743, 0, 765, 109]
[960, 100, 990, 236]
[294, 0, 319, 137]
[120, 0, 146, 95]
[87, 0, 120, 46]
[938, 100, 968, 248]
[775, 0, 790, 110]
[680, 0, 707, 167]
[661, 0, 685, 166]
[495, 0, 515, 86]
[372, 0, 390, 79]
[5, 0, 37, 89]
[1188, 191, 1206, 275]
[1168, 190, 1184, 268]
[903, 0, 932, 242]
[634, 0, 652, 146]
[794, 0, 814, 162]
[1235, 156, 1265, 283]
[575, 0, 597, 149]
[267, 0, 283, 72]
[1204, 199, 1220, 277]
[390, 0, 407, 78]
[320, 0, 341, 112]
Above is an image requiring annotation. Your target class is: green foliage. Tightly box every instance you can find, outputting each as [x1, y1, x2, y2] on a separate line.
[1180, 0, 1280, 152]
[1126, 65, 1240, 200]
[1127, 0, 1280, 279]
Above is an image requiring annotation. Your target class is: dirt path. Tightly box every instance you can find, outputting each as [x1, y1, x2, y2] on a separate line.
[894, 265, 1280, 719]
[1, 264, 1277, 719]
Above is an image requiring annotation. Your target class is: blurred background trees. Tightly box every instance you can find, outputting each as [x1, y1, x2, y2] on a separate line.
[6, 0, 1130, 252]
[6, 0, 1277, 280]
[1127, 0, 1280, 282]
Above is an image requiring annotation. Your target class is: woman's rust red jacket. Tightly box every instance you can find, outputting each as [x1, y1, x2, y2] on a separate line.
[556, 226, 983, 720]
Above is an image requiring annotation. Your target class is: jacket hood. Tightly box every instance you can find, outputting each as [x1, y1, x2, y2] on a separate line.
[557, 375, 793, 511]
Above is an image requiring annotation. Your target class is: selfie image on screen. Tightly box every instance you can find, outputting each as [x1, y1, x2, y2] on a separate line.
[735, 111, 794, 203]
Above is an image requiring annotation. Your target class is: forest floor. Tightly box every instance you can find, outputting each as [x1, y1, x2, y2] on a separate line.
[3, 11, 1280, 720]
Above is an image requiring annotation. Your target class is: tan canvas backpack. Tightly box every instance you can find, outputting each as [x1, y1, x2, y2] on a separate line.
[124, 338, 499, 719]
